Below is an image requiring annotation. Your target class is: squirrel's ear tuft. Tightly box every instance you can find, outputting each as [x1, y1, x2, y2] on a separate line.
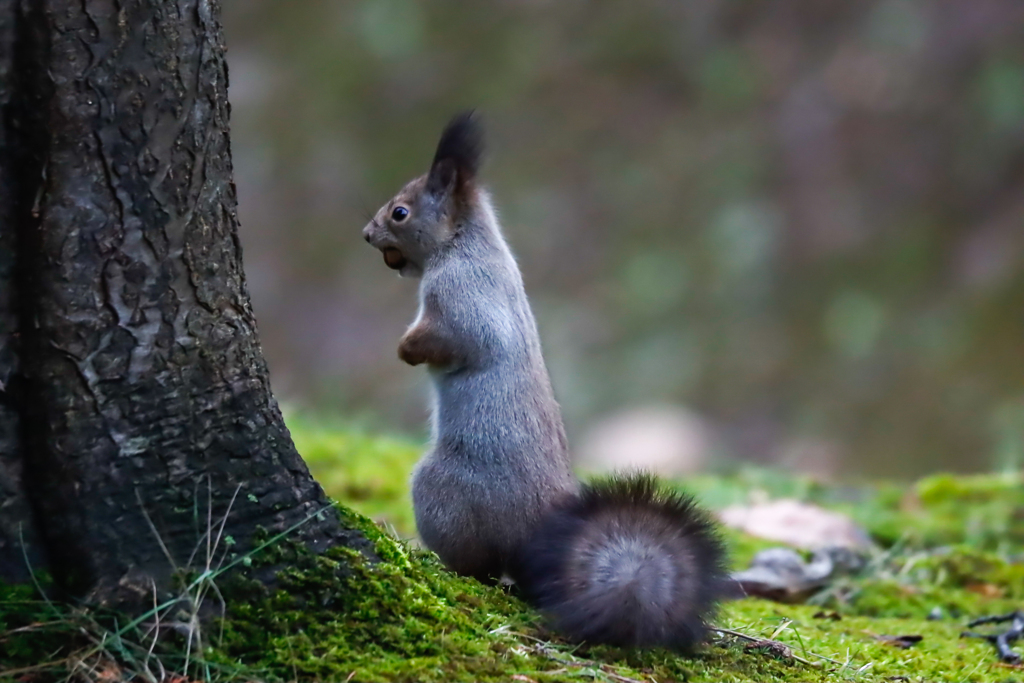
[427, 111, 483, 199]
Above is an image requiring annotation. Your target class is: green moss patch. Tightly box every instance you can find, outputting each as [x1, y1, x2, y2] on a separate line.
[863, 472, 1024, 550]
[287, 412, 422, 538]
[708, 599, 1020, 683]
[210, 507, 550, 682]
[3, 418, 1023, 682]
[0, 581, 74, 674]
[812, 545, 1024, 621]
[684, 468, 1024, 553]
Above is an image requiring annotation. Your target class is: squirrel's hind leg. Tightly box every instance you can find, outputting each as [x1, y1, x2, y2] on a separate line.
[420, 523, 504, 583]
[412, 459, 505, 583]
[452, 552, 505, 585]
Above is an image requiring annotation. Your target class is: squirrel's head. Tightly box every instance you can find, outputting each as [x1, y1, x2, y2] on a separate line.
[363, 111, 484, 277]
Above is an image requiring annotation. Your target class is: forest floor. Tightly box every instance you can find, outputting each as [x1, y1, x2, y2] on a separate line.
[2, 411, 1023, 683]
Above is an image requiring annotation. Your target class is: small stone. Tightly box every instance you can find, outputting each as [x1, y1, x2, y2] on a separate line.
[719, 498, 872, 550]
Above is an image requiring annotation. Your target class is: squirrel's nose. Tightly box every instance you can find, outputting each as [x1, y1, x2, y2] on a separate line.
[362, 225, 373, 243]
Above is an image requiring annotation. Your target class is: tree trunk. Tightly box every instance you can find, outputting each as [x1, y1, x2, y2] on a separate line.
[0, 0, 371, 604]
[0, 0, 44, 584]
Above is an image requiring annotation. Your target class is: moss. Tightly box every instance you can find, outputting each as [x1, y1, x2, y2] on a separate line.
[286, 412, 422, 538]
[0, 580, 74, 671]
[859, 472, 1024, 550]
[201, 502, 1024, 682]
[267, 418, 1024, 681]
[2, 539, 1021, 683]
[813, 545, 1024, 622]
[5, 418, 1024, 681]
[207, 417, 1024, 682]
[709, 599, 1020, 682]
[208, 539, 790, 682]
[682, 467, 1024, 554]
[210, 506, 555, 682]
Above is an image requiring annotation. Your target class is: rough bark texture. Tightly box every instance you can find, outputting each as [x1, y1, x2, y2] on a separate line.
[0, 0, 372, 601]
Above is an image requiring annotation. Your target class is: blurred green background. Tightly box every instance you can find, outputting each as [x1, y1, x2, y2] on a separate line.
[223, 1, 1024, 479]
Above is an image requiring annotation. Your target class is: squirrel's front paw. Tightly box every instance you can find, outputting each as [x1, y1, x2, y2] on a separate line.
[399, 324, 457, 367]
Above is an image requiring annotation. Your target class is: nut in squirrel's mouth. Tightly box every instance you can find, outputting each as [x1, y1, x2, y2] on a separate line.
[382, 247, 407, 270]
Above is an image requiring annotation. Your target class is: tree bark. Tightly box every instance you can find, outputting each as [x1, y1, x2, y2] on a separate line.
[0, 0, 371, 603]
[0, 0, 45, 584]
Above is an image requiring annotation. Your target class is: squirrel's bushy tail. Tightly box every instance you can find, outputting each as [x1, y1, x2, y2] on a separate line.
[508, 472, 727, 650]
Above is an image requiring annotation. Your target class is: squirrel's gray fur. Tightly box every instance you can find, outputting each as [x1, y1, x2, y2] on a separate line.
[362, 112, 726, 649]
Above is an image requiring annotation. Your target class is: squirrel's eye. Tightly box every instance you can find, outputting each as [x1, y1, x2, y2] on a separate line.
[391, 206, 409, 222]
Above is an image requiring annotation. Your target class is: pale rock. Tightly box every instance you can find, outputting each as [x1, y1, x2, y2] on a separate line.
[576, 405, 713, 476]
[719, 498, 871, 550]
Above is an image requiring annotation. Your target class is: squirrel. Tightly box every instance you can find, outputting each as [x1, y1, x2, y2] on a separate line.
[361, 112, 727, 650]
